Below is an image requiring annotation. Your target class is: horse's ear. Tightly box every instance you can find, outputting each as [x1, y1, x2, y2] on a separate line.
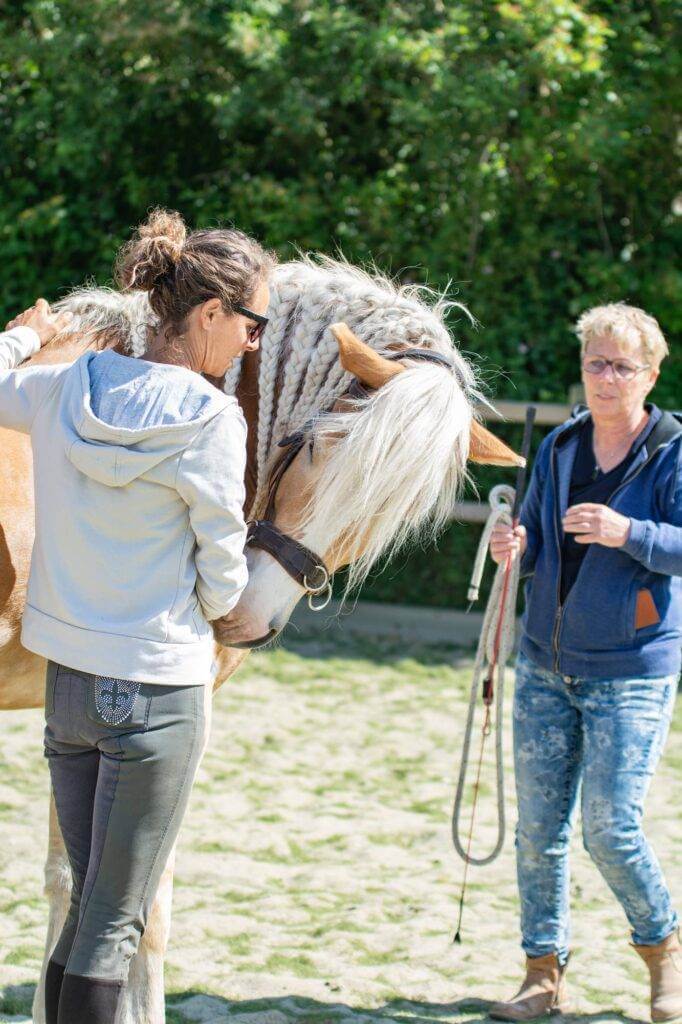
[331, 322, 524, 467]
[331, 322, 405, 389]
[469, 419, 525, 467]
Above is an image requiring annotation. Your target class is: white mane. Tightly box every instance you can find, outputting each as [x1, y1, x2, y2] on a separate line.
[55, 285, 155, 357]
[56, 257, 479, 595]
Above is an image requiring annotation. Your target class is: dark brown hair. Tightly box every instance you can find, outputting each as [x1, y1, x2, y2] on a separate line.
[116, 208, 275, 333]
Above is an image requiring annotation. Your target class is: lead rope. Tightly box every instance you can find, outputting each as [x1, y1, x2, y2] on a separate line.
[451, 486, 518, 882]
[451, 407, 536, 944]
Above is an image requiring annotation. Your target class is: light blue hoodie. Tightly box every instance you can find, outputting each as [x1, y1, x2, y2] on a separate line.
[0, 329, 248, 685]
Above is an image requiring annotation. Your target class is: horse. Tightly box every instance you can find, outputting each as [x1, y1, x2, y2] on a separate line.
[0, 257, 520, 1022]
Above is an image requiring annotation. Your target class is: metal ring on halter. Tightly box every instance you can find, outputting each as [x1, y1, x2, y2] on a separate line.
[304, 566, 332, 611]
[303, 565, 329, 595]
[308, 582, 333, 611]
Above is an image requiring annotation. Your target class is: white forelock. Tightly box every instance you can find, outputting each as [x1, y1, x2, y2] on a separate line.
[308, 362, 472, 596]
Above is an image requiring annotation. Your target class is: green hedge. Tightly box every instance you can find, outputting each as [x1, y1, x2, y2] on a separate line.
[2, 0, 680, 607]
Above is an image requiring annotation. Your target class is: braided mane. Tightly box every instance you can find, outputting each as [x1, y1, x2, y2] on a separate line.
[57, 256, 478, 593]
[248, 257, 477, 520]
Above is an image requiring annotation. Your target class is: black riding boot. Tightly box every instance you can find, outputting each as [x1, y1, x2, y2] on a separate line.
[45, 958, 66, 1024]
[57, 972, 124, 1024]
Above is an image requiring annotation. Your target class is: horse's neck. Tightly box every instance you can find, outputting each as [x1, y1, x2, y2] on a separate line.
[24, 335, 94, 367]
[236, 349, 262, 516]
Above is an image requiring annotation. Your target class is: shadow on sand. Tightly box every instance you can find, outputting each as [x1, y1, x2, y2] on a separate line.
[162, 989, 650, 1024]
[0, 983, 649, 1024]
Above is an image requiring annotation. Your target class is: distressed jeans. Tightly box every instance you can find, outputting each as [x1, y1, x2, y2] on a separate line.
[513, 651, 678, 964]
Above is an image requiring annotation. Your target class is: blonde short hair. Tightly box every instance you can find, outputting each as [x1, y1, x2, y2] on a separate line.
[576, 303, 668, 368]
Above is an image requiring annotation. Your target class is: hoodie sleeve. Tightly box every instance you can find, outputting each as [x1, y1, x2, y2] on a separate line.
[621, 443, 682, 576]
[0, 327, 66, 433]
[175, 403, 249, 621]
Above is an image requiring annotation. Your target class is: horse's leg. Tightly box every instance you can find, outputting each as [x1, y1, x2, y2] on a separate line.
[119, 681, 215, 1024]
[33, 794, 72, 1024]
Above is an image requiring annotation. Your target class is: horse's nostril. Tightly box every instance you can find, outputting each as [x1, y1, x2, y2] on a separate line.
[230, 627, 280, 650]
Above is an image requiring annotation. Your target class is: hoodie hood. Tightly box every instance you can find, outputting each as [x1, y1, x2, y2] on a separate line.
[63, 350, 233, 487]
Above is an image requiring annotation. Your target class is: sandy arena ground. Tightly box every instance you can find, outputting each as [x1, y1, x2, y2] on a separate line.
[1, 629, 680, 1023]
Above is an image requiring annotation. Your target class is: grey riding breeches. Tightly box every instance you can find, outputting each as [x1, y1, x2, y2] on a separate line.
[44, 661, 206, 981]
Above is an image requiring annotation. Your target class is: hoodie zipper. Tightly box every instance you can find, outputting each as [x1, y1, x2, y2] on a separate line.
[551, 445, 564, 674]
[551, 438, 666, 672]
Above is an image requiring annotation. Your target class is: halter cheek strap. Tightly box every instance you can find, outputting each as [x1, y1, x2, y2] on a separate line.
[246, 431, 333, 611]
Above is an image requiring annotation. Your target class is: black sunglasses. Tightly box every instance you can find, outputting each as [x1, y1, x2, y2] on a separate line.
[234, 304, 269, 345]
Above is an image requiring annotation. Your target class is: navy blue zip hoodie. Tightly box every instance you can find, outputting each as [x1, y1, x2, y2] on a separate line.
[519, 405, 682, 679]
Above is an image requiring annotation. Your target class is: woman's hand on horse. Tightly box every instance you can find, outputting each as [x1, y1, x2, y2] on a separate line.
[490, 523, 527, 565]
[563, 503, 631, 547]
[5, 298, 73, 346]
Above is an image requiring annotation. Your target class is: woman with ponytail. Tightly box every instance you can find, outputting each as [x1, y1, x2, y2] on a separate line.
[0, 210, 274, 1023]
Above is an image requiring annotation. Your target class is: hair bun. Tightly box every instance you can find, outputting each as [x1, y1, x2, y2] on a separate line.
[116, 208, 187, 292]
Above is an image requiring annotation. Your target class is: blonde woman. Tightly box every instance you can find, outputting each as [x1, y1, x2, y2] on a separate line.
[490, 305, 681, 1022]
[0, 210, 273, 1024]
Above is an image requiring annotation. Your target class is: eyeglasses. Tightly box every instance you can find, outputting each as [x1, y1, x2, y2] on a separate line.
[582, 355, 650, 381]
[234, 304, 269, 345]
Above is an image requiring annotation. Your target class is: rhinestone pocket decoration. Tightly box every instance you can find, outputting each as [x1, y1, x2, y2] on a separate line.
[95, 677, 141, 726]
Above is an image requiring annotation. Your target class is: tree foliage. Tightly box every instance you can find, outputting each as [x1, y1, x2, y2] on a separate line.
[1, 0, 680, 605]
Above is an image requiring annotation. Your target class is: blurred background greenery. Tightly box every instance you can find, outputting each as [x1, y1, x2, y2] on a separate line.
[1, 0, 680, 607]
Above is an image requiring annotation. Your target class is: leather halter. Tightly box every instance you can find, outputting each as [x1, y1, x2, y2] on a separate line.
[247, 428, 333, 611]
[246, 346, 458, 610]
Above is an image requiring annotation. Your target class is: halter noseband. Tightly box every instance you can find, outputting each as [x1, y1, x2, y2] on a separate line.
[246, 346, 458, 612]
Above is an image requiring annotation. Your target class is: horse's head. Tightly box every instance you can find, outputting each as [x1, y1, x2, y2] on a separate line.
[214, 311, 521, 649]
[55, 262, 522, 652]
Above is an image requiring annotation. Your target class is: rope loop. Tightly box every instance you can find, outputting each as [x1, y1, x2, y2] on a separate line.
[488, 482, 515, 517]
[466, 483, 516, 606]
[452, 483, 521, 868]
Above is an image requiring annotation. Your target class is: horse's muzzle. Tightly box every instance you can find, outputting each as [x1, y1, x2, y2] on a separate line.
[225, 627, 280, 650]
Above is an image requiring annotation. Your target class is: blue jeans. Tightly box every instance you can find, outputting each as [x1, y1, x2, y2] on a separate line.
[513, 651, 678, 965]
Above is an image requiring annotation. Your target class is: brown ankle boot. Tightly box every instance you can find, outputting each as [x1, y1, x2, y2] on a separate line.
[634, 930, 682, 1022]
[490, 953, 570, 1021]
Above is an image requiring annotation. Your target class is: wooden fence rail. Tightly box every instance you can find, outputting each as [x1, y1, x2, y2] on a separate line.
[455, 400, 682, 523]
[452, 399, 569, 523]
[480, 399, 572, 425]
